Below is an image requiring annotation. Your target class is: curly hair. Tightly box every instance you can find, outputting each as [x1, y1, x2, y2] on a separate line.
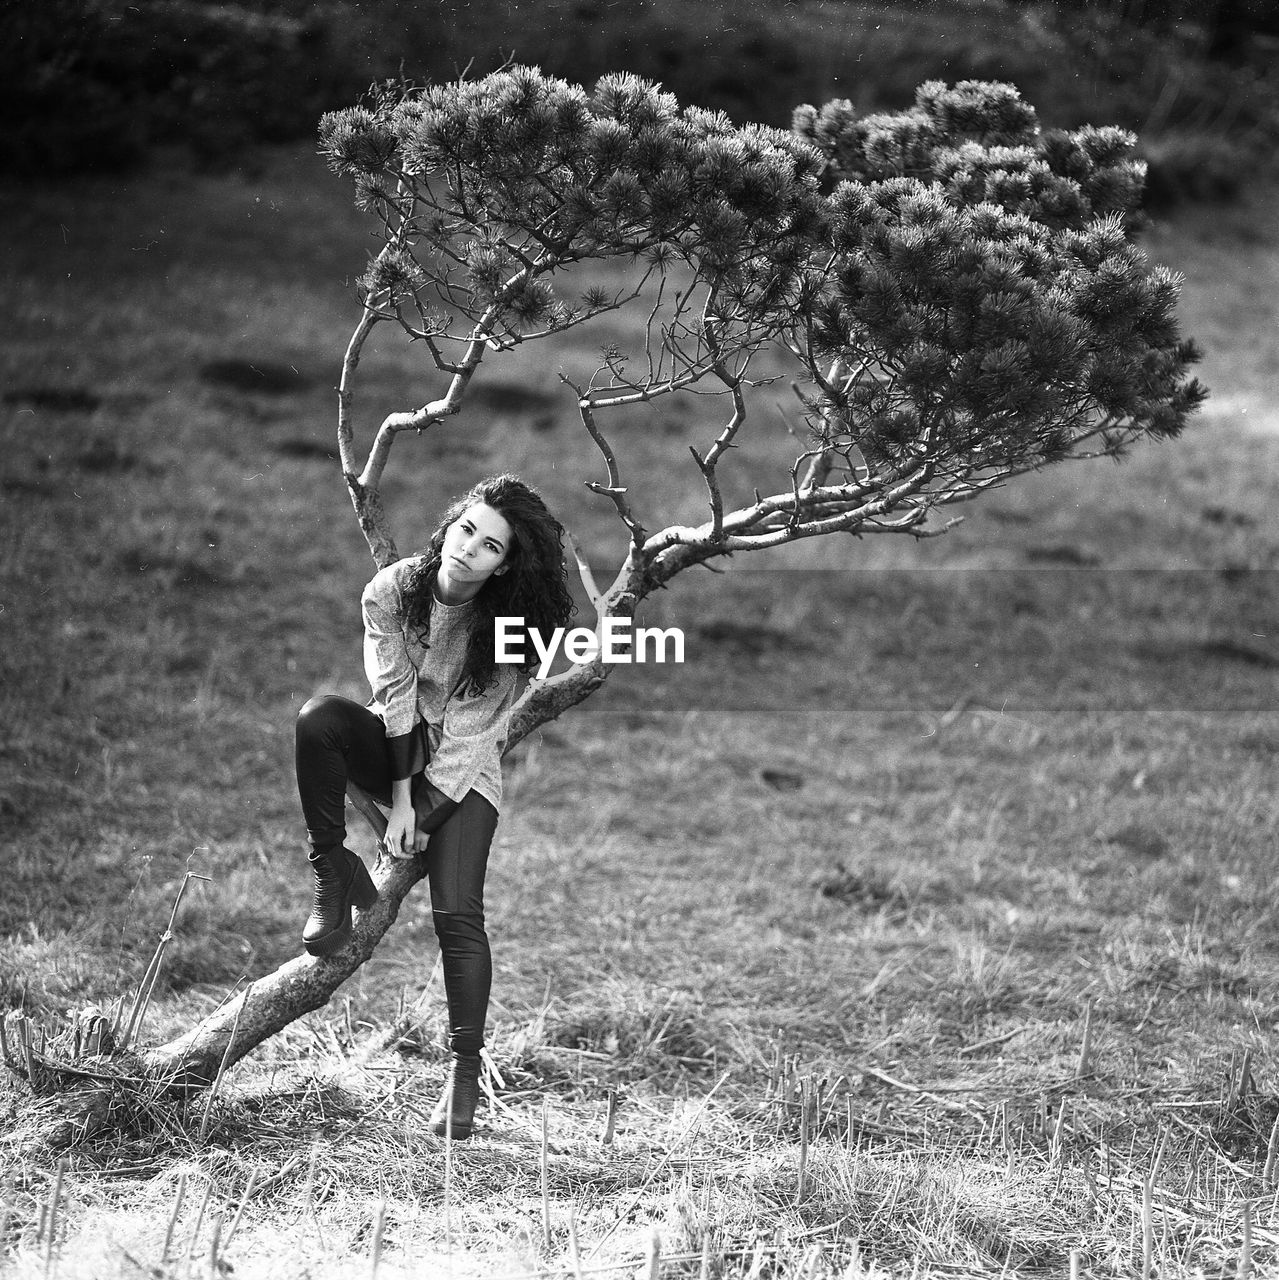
[400, 474, 576, 694]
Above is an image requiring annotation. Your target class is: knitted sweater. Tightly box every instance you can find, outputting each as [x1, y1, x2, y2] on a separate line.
[361, 556, 518, 812]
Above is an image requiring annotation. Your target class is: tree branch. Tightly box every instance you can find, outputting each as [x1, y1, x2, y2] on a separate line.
[506, 552, 649, 747]
[689, 360, 747, 545]
[572, 392, 647, 551]
[337, 305, 382, 478]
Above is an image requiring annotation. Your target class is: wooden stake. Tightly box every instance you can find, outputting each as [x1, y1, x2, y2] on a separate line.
[42, 1158, 66, 1279]
[1077, 998, 1094, 1078]
[223, 1163, 260, 1248]
[369, 1198, 386, 1278]
[569, 1207, 584, 1280]
[162, 1172, 187, 1263]
[21, 1018, 38, 1090]
[1241, 1199, 1253, 1280]
[206, 1214, 222, 1280]
[1051, 1096, 1068, 1160]
[541, 1097, 551, 1249]
[644, 1227, 662, 1280]
[1237, 1049, 1254, 1106]
[795, 1081, 811, 1206]
[601, 1086, 617, 1146]
[1264, 1117, 1279, 1192]
[1141, 1174, 1154, 1280]
[183, 1177, 214, 1265]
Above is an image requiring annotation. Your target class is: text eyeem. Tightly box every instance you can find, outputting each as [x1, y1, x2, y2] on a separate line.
[495, 616, 685, 680]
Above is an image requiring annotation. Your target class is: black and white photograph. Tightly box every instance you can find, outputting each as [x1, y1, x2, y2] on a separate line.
[1, 0, 1276, 1274]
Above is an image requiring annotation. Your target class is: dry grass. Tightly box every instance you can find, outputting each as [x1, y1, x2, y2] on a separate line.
[0, 134, 1277, 1277]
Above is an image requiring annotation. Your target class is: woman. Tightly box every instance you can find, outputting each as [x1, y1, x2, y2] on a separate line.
[294, 474, 574, 1139]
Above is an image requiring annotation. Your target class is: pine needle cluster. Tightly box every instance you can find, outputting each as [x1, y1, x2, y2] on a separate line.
[319, 67, 825, 353]
[790, 79, 1204, 489]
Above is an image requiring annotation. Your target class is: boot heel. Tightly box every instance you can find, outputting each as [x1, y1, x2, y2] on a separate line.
[350, 856, 378, 911]
[429, 1053, 482, 1139]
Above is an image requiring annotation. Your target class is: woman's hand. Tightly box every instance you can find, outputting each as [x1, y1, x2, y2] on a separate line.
[383, 778, 423, 858]
[383, 800, 421, 857]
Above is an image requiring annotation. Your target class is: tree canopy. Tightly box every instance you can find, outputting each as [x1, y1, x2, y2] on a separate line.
[320, 70, 1203, 575]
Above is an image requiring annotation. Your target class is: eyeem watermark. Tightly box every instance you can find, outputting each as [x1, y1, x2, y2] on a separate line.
[495, 616, 685, 680]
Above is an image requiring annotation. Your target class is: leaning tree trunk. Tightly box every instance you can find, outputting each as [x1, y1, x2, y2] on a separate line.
[139, 553, 659, 1085]
[145, 842, 422, 1085]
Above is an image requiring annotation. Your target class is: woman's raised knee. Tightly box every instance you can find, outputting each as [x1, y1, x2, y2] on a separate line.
[296, 693, 345, 737]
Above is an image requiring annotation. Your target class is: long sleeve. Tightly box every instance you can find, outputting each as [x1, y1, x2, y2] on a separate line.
[361, 562, 421, 780]
[424, 663, 519, 802]
[359, 556, 518, 810]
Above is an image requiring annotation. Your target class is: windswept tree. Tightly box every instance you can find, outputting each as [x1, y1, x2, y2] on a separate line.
[6, 70, 1202, 1111]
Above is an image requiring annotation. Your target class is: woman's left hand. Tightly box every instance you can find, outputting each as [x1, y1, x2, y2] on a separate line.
[383, 796, 421, 858]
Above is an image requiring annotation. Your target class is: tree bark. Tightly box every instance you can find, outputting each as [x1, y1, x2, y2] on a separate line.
[143, 851, 426, 1085]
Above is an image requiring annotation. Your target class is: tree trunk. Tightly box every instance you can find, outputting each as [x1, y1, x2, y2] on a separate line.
[142, 850, 426, 1085]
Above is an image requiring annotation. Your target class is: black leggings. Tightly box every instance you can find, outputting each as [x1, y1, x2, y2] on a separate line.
[295, 694, 497, 1056]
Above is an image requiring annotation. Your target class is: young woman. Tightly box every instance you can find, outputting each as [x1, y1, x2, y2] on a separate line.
[293, 474, 574, 1139]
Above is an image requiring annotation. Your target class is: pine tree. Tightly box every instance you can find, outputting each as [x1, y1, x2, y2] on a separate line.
[17, 70, 1202, 1101]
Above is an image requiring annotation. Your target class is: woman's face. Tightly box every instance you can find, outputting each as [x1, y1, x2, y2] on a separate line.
[436, 501, 514, 603]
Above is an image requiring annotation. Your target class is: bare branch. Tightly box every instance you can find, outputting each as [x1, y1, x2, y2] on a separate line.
[507, 554, 647, 748]
[799, 359, 850, 491]
[422, 335, 463, 375]
[584, 365, 711, 410]
[644, 418, 940, 560]
[689, 370, 746, 544]
[859, 512, 963, 538]
[573, 395, 646, 550]
[337, 305, 381, 478]
[642, 274, 669, 383]
[716, 458, 935, 550]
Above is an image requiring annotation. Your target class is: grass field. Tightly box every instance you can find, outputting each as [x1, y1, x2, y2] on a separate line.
[0, 126, 1277, 1279]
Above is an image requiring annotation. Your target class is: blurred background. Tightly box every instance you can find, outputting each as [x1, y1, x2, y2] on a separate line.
[4, 0, 1278, 209]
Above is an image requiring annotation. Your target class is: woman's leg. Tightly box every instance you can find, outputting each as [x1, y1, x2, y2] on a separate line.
[424, 791, 498, 1054]
[294, 694, 387, 954]
[423, 791, 498, 1137]
[295, 694, 395, 850]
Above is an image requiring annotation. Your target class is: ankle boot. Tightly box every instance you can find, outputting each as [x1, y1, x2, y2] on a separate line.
[429, 1052, 483, 1139]
[302, 846, 377, 957]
